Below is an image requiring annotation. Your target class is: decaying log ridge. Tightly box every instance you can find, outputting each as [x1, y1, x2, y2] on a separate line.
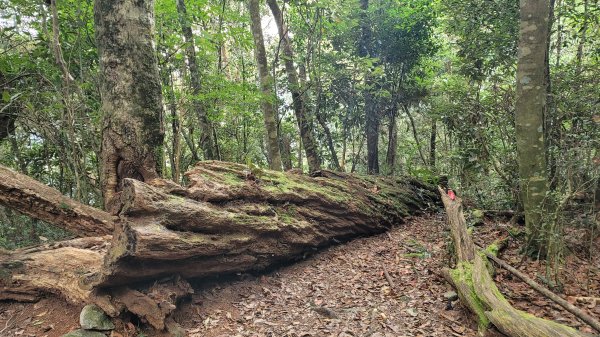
[0, 161, 436, 331]
[439, 187, 599, 337]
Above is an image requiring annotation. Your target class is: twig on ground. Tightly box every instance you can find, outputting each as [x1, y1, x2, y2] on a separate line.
[382, 265, 396, 291]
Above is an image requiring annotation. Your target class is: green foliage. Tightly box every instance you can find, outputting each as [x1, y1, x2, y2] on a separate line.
[0, 207, 71, 249]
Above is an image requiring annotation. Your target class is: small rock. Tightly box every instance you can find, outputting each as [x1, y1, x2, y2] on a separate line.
[405, 307, 418, 317]
[61, 329, 107, 337]
[80, 305, 115, 331]
[166, 318, 186, 337]
[444, 291, 459, 301]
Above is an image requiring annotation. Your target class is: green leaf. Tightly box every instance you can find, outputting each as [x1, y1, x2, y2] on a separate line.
[2, 90, 10, 103]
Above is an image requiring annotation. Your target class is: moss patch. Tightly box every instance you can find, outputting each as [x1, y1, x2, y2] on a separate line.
[449, 262, 491, 331]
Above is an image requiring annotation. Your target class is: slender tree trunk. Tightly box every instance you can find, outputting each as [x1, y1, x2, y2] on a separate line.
[176, 0, 215, 160]
[515, 0, 550, 253]
[386, 108, 398, 174]
[280, 133, 293, 170]
[429, 118, 436, 168]
[403, 104, 428, 166]
[267, 0, 321, 173]
[576, 0, 589, 72]
[247, 0, 282, 171]
[554, 0, 563, 69]
[95, 0, 165, 211]
[161, 68, 181, 183]
[359, 0, 379, 174]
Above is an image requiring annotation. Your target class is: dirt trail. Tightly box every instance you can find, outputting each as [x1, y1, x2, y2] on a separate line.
[178, 214, 476, 337]
[1, 214, 598, 337]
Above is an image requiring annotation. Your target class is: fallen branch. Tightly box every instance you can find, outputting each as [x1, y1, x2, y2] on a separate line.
[0, 164, 115, 236]
[382, 265, 396, 292]
[438, 186, 595, 337]
[481, 249, 600, 334]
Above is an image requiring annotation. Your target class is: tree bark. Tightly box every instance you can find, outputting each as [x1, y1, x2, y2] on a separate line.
[386, 108, 398, 174]
[359, 0, 380, 174]
[0, 164, 115, 236]
[86, 161, 436, 286]
[176, 0, 216, 160]
[430, 118, 436, 168]
[95, 0, 165, 211]
[247, 0, 283, 171]
[266, 0, 321, 173]
[515, 0, 550, 253]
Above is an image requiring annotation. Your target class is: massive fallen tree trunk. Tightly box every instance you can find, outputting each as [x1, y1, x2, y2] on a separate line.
[0, 161, 436, 331]
[0, 165, 115, 236]
[439, 187, 598, 337]
[91, 161, 437, 286]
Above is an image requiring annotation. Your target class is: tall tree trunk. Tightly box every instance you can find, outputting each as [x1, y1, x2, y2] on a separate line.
[176, 0, 215, 160]
[280, 133, 293, 170]
[266, 0, 321, 173]
[386, 108, 398, 174]
[575, 0, 589, 72]
[546, 0, 557, 189]
[403, 104, 428, 166]
[247, 0, 282, 171]
[515, 0, 550, 253]
[359, 0, 379, 174]
[95, 0, 165, 212]
[161, 67, 181, 183]
[429, 118, 436, 168]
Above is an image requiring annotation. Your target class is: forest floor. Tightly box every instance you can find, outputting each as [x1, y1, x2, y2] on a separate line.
[1, 213, 598, 337]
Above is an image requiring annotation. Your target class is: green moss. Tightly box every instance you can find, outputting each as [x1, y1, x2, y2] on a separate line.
[402, 252, 431, 259]
[222, 172, 244, 185]
[485, 242, 500, 256]
[261, 171, 351, 203]
[449, 262, 490, 331]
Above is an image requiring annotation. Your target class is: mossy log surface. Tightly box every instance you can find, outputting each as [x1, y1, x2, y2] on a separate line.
[91, 161, 437, 286]
[439, 187, 596, 337]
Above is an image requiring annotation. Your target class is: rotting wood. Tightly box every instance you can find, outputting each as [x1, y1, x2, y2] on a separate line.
[90, 161, 438, 286]
[0, 164, 115, 237]
[439, 186, 596, 337]
[0, 160, 437, 333]
[0, 237, 106, 303]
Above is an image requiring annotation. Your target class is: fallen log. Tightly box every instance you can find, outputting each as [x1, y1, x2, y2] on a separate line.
[0, 236, 107, 302]
[0, 161, 437, 331]
[481, 249, 600, 334]
[0, 164, 115, 236]
[91, 161, 438, 286]
[439, 186, 597, 337]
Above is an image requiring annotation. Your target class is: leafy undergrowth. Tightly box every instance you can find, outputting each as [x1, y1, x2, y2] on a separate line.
[0, 213, 598, 337]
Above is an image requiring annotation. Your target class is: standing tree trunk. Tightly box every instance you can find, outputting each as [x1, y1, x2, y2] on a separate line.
[176, 0, 215, 160]
[247, 0, 282, 171]
[430, 118, 436, 168]
[515, 0, 550, 253]
[359, 0, 379, 174]
[95, 0, 165, 212]
[266, 0, 321, 173]
[386, 108, 398, 174]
